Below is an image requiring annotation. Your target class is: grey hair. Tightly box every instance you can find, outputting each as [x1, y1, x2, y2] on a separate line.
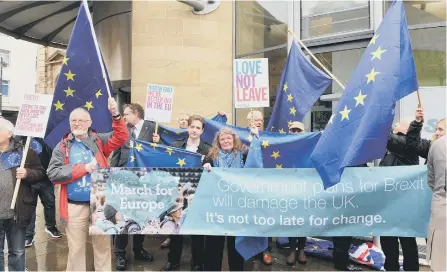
[69, 107, 91, 120]
[0, 118, 14, 133]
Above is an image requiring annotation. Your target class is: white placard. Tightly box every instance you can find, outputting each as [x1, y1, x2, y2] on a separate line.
[14, 94, 53, 138]
[233, 58, 270, 108]
[144, 83, 175, 123]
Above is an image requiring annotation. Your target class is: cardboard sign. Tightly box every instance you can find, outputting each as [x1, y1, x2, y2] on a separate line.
[14, 94, 53, 137]
[144, 84, 175, 123]
[234, 58, 270, 108]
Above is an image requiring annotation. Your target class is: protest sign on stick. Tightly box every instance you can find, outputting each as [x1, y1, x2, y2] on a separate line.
[234, 58, 269, 109]
[145, 83, 175, 131]
[10, 94, 53, 209]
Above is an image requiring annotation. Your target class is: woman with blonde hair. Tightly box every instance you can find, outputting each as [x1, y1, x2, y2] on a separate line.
[202, 127, 248, 271]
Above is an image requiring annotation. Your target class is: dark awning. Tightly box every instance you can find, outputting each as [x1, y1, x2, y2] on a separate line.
[0, 1, 92, 49]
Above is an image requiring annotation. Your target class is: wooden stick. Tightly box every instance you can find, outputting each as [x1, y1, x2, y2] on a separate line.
[416, 90, 422, 108]
[155, 122, 159, 135]
[10, 136, 31, 209]
[287, 29, 346, 90]
[250, 108, 254, 127]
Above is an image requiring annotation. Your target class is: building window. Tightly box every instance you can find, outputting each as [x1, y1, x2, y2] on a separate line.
[410, 27, 446, 86]
[1, 80, 9, 96]
[235, 0, 289, 57]
[235, 47, 288, 127]
[301, 0, 370, 39]
[0, 49, 10, 68]
[308, 47, 366, 131]
[384, 0, 446, 26]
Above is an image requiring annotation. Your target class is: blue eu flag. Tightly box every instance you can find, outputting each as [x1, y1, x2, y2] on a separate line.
[310, 0, 418, 189]
[126, 139, 202, 168]
[44, 1, 112, 149]
[267, 42, 332, 132]
[236, 136, 268, 260]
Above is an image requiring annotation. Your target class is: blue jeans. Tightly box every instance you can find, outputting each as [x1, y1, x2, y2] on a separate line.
[26, 181, 56, 240]
[0, 218, 26, 271]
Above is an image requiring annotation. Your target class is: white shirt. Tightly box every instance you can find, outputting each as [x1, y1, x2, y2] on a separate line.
[133, 119, 144, 139]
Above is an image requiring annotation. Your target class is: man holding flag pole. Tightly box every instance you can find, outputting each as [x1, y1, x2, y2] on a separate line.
[45, 0, 128, 271]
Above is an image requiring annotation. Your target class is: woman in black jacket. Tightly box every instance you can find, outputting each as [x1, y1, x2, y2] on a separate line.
[202, 127, 248, 271]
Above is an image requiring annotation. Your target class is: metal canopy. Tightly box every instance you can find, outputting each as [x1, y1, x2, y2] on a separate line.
[0, 1, 92, 49]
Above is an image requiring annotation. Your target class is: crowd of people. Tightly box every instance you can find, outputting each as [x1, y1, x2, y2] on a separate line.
[0, 97, 445, 272]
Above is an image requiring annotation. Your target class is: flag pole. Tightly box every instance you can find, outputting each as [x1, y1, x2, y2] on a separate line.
[287, 29, 346, 90]
[417, 90, 422, 108]
[10, 136, 31, 209]
[82, 0, 112, 98]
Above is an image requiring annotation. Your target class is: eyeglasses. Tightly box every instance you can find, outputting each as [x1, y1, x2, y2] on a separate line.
[70, 119, 91, 124]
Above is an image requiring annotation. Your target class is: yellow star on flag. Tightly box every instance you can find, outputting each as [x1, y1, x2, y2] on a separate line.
[365, 68, 380, 84]
[289, 106, 297, 116]
[328, 114, 335, 124]
[64, 70, 76, 81]
[261, 140, 269, 149]
[130, 156, 135, 162]
[339, 105, 352, 121]
[283, 83, 288, 92]
[135, 143, 143, 152]
[176, 158, 186, 167]
[371, 46, 387, 60]
[62, 57, 70, 66]
[271, 151, 280, 160]
[84, 101, 94, 111]
[276, 164, 283, 169]
[54, 100, 64, 111]
[287, 120, 293, 127]
[287, 93, 293, 102]
[278, 128, 286, 134]
[166, 147, 174, 155]
[369, 34, 379, 45]
[354, 90, 367, 107]
[95, 89, 103, 99]
[150, 143, 158, 149]
[64, 87, 75, 97]
[77, 181, 82, 186]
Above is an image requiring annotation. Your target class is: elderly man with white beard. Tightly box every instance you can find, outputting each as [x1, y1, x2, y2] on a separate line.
[47, 98, 128, 271]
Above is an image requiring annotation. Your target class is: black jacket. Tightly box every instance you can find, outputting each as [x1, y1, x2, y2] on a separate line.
[379, 131, 419, 166]
[171, 138, 211, 157]
[6, 139, 46, 227]
[111, 120, 164, 167]
[406, 120, 431, 159]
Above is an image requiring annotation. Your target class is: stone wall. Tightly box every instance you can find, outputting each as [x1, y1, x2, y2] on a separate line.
[131, 1, 233, 127]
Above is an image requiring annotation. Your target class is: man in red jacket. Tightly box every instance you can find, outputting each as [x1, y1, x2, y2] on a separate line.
[47, 98, 128, 271]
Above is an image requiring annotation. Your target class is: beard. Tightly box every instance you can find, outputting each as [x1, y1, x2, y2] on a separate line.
[72, 129, 88, 137]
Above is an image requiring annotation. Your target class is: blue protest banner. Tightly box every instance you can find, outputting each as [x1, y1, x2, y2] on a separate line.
[181, 166, 430, 237]
[90, 166, 431, 238]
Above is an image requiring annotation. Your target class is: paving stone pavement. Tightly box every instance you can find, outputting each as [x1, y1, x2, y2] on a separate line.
[22, 186, 430, 271]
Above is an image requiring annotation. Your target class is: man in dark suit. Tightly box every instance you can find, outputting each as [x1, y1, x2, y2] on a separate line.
[110, 103, 160, 271]
[162, 115, 210, 271]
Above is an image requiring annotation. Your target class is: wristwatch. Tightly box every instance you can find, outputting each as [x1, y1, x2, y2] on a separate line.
[112, 114, 122, 121]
